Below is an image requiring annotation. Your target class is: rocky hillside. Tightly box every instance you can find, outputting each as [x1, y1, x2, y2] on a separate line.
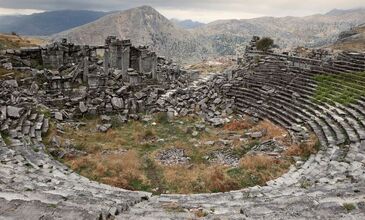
[332, 23, 365, 51]
[54, 6, 365, 63]
[0, 34, 47, 50]
[54, 6, 214, 63]
[192, 8, 365, 55]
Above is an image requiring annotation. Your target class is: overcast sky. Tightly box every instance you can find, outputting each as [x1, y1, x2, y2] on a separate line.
[0, 0, 364, 22]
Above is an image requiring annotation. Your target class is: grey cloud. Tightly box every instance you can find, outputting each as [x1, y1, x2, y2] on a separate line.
[1, 0, 365, 17]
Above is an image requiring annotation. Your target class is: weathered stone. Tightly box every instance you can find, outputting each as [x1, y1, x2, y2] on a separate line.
[116, 86, 129, 95]
[105, 103, 113, 113]
[4, 80, 18, 88]
[30, 82, 39, 94]
[208, 118, 225, 127]
[97, 124, 112, 132]
[250, 131, 263, 139]
[0, 106, 7, 121]
[213, 98, 222, 104]
[100, 115, 111, 122]
[195, 124, 206, 131]
[54, 112, 63, 121]
[111, 97, 124, 109]
[79, 102, 88, 113]
[113, 69, 123, 78]
[225, 108, 233, 115]
[156, 99, 165, 106]
[2, 62, 12, 70]
[6, 106, 23, 118]
[42, 118, 49, 134]
[142, 115, 153, 122]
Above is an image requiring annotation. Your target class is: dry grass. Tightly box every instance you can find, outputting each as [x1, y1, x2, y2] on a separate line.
[224, 117, 254, 131]
[48, 115, 311, 194]
[162, 165, 239, 194]
[240, 154, 291, 184]
[252, 119, 290, 144]
[206, 167, 239, 192]
[72, 129, 127, 152]
[194, 209, 209, 218]
[161, 153, 292, 193]
[61, 119, 128, 153]
[240, 154, 277, 171]
[67, 150, 147, 189]
[133, 127, 156, 143]
[163, 165, 204, 194]
[0, 34, 47, 50]
[285, 134, 319, 158]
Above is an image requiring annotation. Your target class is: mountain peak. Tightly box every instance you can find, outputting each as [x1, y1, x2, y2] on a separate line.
[326, 8, 365, 16]
[136, 5, 155, 10]
[130, 5, 158, 13]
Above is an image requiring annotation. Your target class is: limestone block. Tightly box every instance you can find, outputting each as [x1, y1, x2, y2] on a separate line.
[7, 106, 23, 118]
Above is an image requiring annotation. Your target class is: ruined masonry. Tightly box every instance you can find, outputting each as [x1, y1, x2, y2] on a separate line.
[1, 36, 365, 219]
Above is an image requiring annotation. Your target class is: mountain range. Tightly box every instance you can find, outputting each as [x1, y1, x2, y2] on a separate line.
[53, 6, 365, 63]
[54, 6, 213, 63]
[170, 19, 205, 29]
[0, 10, 109, 36]
[0, 6, 365, 63]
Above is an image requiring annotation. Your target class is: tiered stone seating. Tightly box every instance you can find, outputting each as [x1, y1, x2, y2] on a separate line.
[2, 51, 365, 219]
[224, 53, 365, 188]
[0, 107, 150, 219]
[113, 52, 365, 219]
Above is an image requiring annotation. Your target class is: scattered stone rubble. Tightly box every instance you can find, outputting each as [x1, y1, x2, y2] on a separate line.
[246, 140, 285, 156]
[0, 37, 199, 124]
[156, 73, 235, 126]
[1, 35, 365, 219]
[206, 150, 240, 167]
[156, 148, 191, 165]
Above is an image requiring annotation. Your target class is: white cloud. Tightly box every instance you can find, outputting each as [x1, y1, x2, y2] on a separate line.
[0, 7, 43, 15]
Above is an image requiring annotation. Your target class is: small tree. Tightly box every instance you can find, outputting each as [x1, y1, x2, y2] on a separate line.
[256, 37, 274, 52]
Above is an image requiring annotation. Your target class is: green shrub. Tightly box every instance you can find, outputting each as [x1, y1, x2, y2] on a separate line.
[256, 37, 274, 52]
[343, 203, 356, 212]
[0, 131, 11, 145]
